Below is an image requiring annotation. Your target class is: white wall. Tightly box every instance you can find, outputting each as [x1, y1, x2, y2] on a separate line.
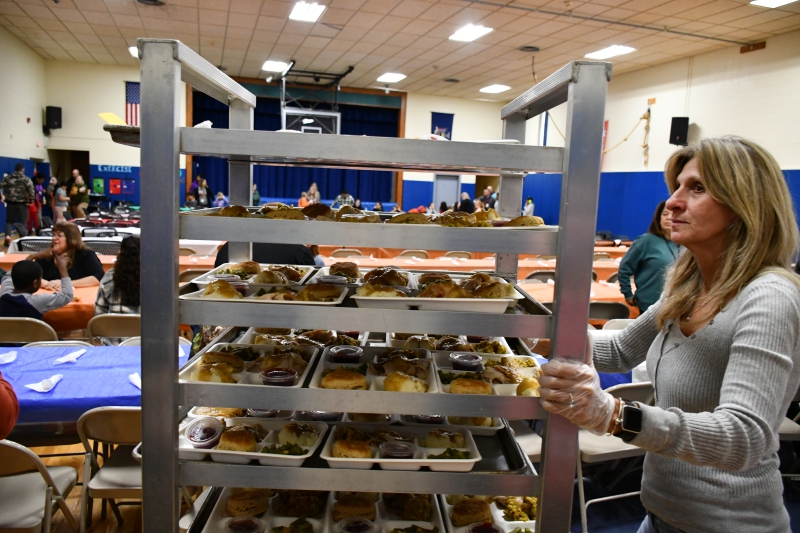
[0, 26, 47, 161]
[602, 29, 800, 172]
[43, 61, 186, 168]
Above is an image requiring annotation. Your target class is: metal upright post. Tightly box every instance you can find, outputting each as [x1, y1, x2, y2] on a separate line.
[139, 40, 181, 532]
[228, 99, 254, 263]
[496, 113, 527, 278]
[538, 62, 610, 533]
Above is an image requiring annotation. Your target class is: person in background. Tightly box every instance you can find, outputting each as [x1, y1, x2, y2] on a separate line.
[0, 258, 73, 319]
[69, 172, 90, 219]
[0, 370, 18, 438]
[31, 172, 46, 232]
[523, 197, 534, 216]
[44, 176, 57, 220]
[488, 185, 497, 200]
[617, 200, 679, 314]
[196, 178, 212, 208]
[354, 198, 364, 209]
[457, 192, 474, 214]
[95, 236, 140, 315]
[307, 245, 325, 267]
[307, 183, 321, 205]
[390, 204, 402, 213]
[427, 202, 436, 214]
[213, 192, 229, 208]
[473, 198, 484, 212]
[189, 175, 203, 197]
[252, 183, 261, 206]
[215, 242, 316, 267]
[53, 181, 69, 223]
[26, 222, 104, 288]
[185, 194, 197, 208]
[539, 136, 800, 533]
[374, 201, 384, 211]
[298, 192, 310, 208]
[332, 189, 354, 208]
[479, 187, 495, 209]
[1, 163, 35, 246]
[439, 201, 448, 213]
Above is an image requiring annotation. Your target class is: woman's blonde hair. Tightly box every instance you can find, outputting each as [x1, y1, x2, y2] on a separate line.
[656, 136, 800, 328]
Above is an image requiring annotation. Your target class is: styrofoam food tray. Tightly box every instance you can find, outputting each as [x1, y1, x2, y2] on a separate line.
[387, 333, 468, 350]
[439, 495, 537, 533]
[179, 344, 319, 389]
[435, 366, 538, 397]
[199, 487, 327, 533]
[352, 287, 523, 313]
[320, 423, 480, 472]
[403, 337, 511, 354]
[397, 415, 505, 437]
[319, 346, 430, 364]
[187, 407, 295, 420]
[308, 266, 418, 289]
[179, 418, 328, 466]
[310, 348, 437, 393]
[324, 491, 446, 533]
[180, 284, 349, 306]
[431, 351, 537, 369]
[189, 262, 314, 287]
[241, 327, 370, 347]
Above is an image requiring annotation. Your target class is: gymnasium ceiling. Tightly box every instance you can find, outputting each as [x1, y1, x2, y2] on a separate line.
[1, 0, 799, 101]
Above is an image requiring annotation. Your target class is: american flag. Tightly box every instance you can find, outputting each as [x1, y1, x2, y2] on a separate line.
[125, 81, 140, 126]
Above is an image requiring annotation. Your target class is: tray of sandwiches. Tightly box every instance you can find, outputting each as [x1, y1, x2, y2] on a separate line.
[351, 272, 523, 314]
[439, 495, 537, 533]
[181, 280, 348, 306]
[320, 424, 481, 472]
[307, 264, 418, 290]
[189, 262, 314, 287]
[434, 353, 541, 398]
[310, 347, 436, 394]
[179, 418, 328, 467]
[180, 343, 318, 388]
[387, 334, 512, 355]
[239, 329, 370, 349]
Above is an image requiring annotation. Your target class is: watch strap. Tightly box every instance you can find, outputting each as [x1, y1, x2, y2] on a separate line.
[616, 399, 641, 442]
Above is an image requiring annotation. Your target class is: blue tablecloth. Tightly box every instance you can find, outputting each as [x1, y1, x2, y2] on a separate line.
[0, 346, 189, 424]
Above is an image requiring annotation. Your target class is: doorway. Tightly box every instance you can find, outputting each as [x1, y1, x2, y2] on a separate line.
[47, 149, 89, 189]
[433, 174, 459, 212]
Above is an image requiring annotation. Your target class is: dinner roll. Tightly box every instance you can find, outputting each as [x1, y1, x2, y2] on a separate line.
[200, 351, 245, 373]
[202, 280, 243, 299]
[226, 488, 273, 517]
[356, 282, 407, 298]
[218, 205, 250, 218]
[330, 262, 360, 280]
[217, 429, 258, 452]
[332, 494, 376, 521]
[302, 203, 333, 219]
[517, 376, 540, 397]
[505, 215, 544, 227]
[252, 271, 289, 284]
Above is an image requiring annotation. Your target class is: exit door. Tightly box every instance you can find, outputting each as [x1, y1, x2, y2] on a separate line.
[433, 175, 459, 212]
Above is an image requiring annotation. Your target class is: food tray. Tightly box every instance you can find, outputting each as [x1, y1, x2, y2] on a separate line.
[320, 423, 481, 472]
[435, 365, 540, 397]
[431, 352, 538, 370]
[179, 418, 328, 467]
[180, 285, 349, 306]
[308, 266, 418, 290]
[351, 287, 523, 314]
[397, 415, 505, 437]
[240, 328, 370, 347]
[189, 262, 314, 287]
[320, 345, 431, 363]
[197, 487, 328, 533]
[310, 347, 437, 393]
[439, 495, 537, 533]
[179, 344, 319, 389]
[387, 333, 468, 350]
[187, 407, 295, 420]
[342, 413, 401, 425]
[323, 491, 446, 533]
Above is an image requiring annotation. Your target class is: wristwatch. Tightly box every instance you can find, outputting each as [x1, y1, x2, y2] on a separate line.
[615, 399, 642, 442]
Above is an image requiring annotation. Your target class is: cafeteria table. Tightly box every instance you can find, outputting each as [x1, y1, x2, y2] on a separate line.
[517, 280, 639, 319]
[2, 346, 190, 425]
[0, 252, 217, 274]
[322, 256, 620, 281]
[41, 286, 98, 332]
[593, 246, 629, 259]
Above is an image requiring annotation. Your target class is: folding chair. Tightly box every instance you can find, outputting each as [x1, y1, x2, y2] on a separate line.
[119, 336, 192, 347]
[509, 420, 542, 463]
[81, 227, 118, 238]
[602, 319, 635, 331]
[606, 272, 619, 283]
[83, 240, 121, 256]
[13, 222, 28, 238]
[577, 382, 654, 533]
[77, 407, 142, 532]
[86, 314, 141, 344]
[593, 252, 612, 261]
[0, 439, 79, 532]
[398, 249, 429, 259]
[591, 270, 598, 282]
[180, 268, 210, 284]
[588, 302, 630, 321]
[444, 251, 472, 259]
[0, 317, 58, 343]
[25, 340, 93, 348]
[179, 247, 197, 256]
[526, 270, 556, 283]
[331, 248, 363, 258]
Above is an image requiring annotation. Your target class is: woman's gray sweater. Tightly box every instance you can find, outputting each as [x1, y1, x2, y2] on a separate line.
[592, 273, 800, 533]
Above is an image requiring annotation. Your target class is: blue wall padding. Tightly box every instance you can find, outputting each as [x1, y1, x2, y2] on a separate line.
[402, 181, 433, 211]
[460, 183, 475, 201]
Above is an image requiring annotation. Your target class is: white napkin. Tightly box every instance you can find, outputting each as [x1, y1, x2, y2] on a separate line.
[194, 120, 213, 128]
[352, 259, 360, 264]
[53, 349, 86, 365]
[547, 279, 555, 285]
[178, 346, 185, 358]
[0, 351, 17, 364]
[129, 372, 142, 389]
[25, 374, 63, 392]
[590, 290, 596, 297]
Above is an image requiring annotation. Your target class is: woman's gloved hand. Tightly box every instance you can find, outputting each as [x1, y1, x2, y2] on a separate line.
[538, 334, 616, 434]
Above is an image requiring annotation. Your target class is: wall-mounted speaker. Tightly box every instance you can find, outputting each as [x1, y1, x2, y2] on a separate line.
[669, 117, 689, 146]
[43, 106, 62, 135]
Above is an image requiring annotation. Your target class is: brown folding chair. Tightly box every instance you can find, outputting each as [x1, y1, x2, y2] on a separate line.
[398, 250, 429, 259]
[86, 314, 141, 344]
[0, 318, 57, 343]
[331, 248, 364, 258]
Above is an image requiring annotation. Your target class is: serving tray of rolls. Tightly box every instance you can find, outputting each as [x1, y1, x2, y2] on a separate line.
[439, 494, 537, 533]
[239, 328, 370, 348]
[179, 418, 328, 467]
[350, 272, 523, 314]
[179, 343, 319, 388]
[320, 423, 481, 472]
[309, 346, 438, 394]
[180, 280, 348, 306]
[388, 333, 512, 355]
[307, 264, 418, 290]
[188, 261, 314, 287]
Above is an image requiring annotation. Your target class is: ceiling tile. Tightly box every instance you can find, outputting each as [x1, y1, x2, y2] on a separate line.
[112, 13, 143, 29]
[229, 0, 262, 14]
[37, 18, 70, 32]
[199, 9, 227, 26]
[18, 3, 56, 20]
[167, 5, 197, 22]
[54, 7, 87, 23]
[104, 0, 138, 15]
[0, 2, 26, 16]
[82, 10, 114, 24]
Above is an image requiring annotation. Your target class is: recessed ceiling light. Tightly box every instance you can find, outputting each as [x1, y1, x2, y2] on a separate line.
[128, 46, 138, 58]
[449, 24, 493, 43]
[480, 84, 510, 94]
[750, 0, 798, 6]
[377, 73, 406, 83]
[289, 2, 326, 22]
[585, 45, 635, 60]
[262, 60, 289, 72]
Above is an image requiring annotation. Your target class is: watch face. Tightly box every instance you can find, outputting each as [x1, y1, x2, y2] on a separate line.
[622, 404, 643, 433]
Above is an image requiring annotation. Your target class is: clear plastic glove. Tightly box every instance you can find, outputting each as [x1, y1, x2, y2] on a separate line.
[538, 334, 616, 434]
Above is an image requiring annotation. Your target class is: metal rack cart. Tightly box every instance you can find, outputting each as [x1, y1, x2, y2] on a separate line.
[132, 39, 610, 533]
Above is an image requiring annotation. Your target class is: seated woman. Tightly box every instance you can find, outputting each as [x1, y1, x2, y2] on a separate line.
[95, 236, 140, 314]
[26, 222, 104, 289]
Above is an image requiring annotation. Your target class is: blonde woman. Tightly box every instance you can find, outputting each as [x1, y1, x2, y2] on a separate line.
[307, 183, 321, 205]
[539, 137, 800, 533]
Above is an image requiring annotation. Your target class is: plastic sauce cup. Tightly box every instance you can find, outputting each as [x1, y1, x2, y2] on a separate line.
[259, 367, 298, 386]
[450, 352, 483, 371]
[379, 441, 417, 459]
[224, 516, 265, 533]
[184, 417, 223, 449]
[329, 346, 363, 363]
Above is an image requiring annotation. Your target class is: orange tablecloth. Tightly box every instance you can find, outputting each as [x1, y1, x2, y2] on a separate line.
[518, 280, 639, 319]
[0, 253, 217, 273]
[593, 246, 629, 259]
[322, 257, 619, 281]
[42, 286, 98, 332]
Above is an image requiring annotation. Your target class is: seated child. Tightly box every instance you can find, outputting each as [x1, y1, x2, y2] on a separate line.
[0, 257, 73, 320]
